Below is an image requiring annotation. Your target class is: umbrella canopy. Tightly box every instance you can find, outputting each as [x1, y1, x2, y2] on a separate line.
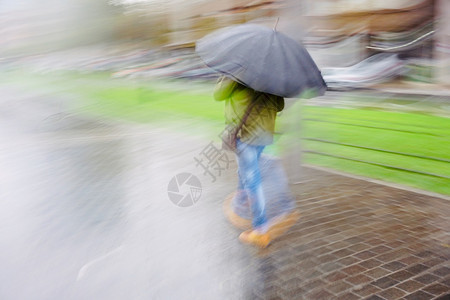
[196, 23, 326, 98]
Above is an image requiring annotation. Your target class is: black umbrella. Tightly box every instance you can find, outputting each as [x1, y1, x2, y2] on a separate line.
[196, 23, 326, 98]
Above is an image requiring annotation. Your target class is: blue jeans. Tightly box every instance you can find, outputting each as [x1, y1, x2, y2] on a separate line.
[235, 139, 267, 229]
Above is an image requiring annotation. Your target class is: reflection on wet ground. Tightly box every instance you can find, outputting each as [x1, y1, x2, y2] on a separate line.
[0, 87, 448, 299]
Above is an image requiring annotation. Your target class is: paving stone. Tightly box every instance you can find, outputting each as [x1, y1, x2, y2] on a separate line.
[301, 279, 325, 293]
[345, 274, 373, 285]
[441, 277, 450, 287]
[365, 295, 385, 300]
[344, 237, 365, 244]
[404, 290, 434, 300]
[296, 259, 316, 269]
[341, 264, 367, 275]
[334, 292, 360, 300]
[365, 267, 392, 279]
[399, 255, 422, 265]
[396, 280, 425, 293]
[415, 250, 436, 258]
[352, 284, 382, 297]
[423, 283, 449, 296]
[295, 251, 313, 261]
[337, 256, 361, 266]
[306, 289, 334, 300]
[323, 271, 347, 283]
[276, 267, 301, 280]
[348, 243, 372, 252]
[381, 261, 406, 272]
[319, 261, 343, 273]
[315, 254, 338, 264]
[423, 257, 446, 267]
[371, 245, 393, 255]
[279, 286, 305, 299]
[433, 267, 450, 277]
[326, 280, 353, 295]
[377, 287, 406, 300]
[388, 270, 415, 282]
[414, 273, 440, 284]
[331, 248, 355, 258]
[372, 276, 399, 289]
[280, 277, 303, 291]
[354, 250, 377, 260]
[313, 246, 334, 256]
[384, 241, 406, 249]
[366, 238, 386, 246]
[376, 248, 412, 263]
[360, 258, 384, 269]
[327, 241, 351, 250]
[405, 263, 430, 275]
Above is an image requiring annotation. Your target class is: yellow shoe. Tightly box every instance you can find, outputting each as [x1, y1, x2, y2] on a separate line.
[266, 210, 300, 240]
[239, 230, 272, 248]
[239, 210, 300, 248]
[223, 192, 252, 230]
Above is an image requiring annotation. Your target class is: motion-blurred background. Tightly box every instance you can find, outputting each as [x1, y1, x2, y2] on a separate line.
[1, 1, 450, 299]
[1, 0, 449, 85]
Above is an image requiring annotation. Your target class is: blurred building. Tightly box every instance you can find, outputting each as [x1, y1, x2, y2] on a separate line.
[0, 0, 120, 56]
[435, 0, 450, 86]
[153, 0, 447, 86]
[163, 0, 283, 49]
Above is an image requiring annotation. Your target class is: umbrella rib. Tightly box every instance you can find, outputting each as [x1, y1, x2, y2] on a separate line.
[257, 29, 276, 92]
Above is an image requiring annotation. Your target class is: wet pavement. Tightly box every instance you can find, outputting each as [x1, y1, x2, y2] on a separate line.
[0, 86, 449, 300]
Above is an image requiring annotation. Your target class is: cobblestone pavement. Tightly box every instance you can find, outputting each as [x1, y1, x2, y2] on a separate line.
[263, 168, 450, 300]
[0, 87, 448, 299]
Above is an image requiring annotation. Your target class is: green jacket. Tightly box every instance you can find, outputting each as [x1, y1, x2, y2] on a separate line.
[214, 76, 284, 145]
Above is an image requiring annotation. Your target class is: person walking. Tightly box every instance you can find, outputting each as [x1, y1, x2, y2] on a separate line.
[197, 23, 326, 247]
[214, 76, 300, 248]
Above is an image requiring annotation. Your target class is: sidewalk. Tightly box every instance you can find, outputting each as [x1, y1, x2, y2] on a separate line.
[261, 166, 450, 299]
